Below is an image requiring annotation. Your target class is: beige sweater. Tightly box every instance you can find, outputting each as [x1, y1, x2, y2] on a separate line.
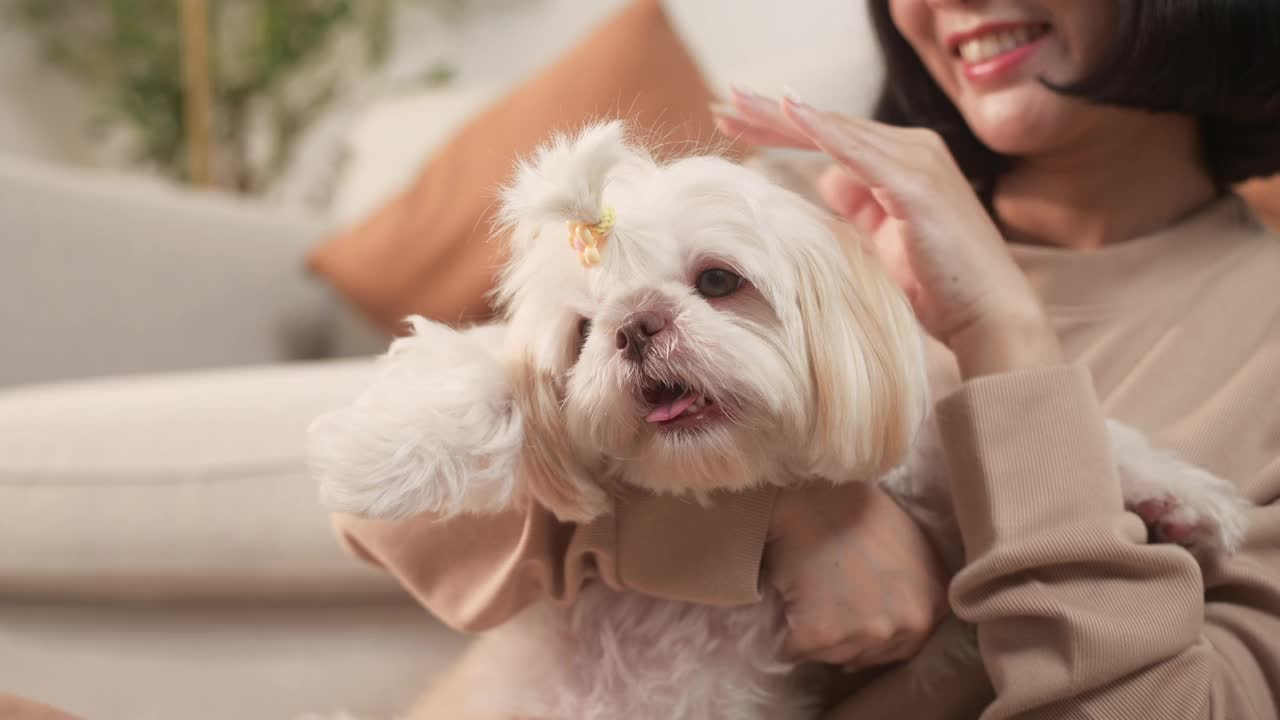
[337, 195, 1280, 719]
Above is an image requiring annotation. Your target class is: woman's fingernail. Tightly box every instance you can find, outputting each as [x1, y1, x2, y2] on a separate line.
[782, 95, 815, 113]
[731, 86, 773, 110]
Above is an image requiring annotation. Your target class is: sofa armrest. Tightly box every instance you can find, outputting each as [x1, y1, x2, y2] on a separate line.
[0, 358, 402, 599]
[0, 155, 338, 387]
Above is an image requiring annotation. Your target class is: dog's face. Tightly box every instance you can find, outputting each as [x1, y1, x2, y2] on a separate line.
[559, 174, 813, 498]
[498, 125, 927, 521]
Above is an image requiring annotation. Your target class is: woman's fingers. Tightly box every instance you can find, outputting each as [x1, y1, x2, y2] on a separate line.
[718, 91, 946, 319]
[818, 166, 886, 233]
[779, 99, 917, 221]
[720, 91, 917, 224]
[781, 619, 856, 662]
[729, 88, 807, 139]
[788, 626, 924, 667]
[781, 94, 938, 154]
[712, 111, 814, 150]
[777, 96, 962, 230]
[725, 91, 909, 220]
[712, 90, 819, 150]
[800, 639, 867, 667]
[875, 229, 928, 309]
[720, 92, 1058, 368]
[725, 90, 940, 215]
[817, 165, 872, 216]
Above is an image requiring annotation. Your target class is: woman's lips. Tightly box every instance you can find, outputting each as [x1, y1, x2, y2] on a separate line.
[947, 22, 1052, 85]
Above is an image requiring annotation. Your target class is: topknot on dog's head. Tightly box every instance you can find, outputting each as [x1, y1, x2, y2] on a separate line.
[498, 120, 653, 245]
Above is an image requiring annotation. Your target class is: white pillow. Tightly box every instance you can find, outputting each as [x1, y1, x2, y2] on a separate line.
[331, 85, 504, 227]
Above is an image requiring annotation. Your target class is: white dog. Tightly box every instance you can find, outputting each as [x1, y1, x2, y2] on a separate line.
[308, 122, 1249, 719]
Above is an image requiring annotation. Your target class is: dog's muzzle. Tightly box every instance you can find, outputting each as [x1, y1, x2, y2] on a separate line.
[615, 310, 669, 363]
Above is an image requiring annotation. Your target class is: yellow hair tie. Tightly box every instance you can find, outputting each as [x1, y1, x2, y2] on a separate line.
[567, 206, 616, 268]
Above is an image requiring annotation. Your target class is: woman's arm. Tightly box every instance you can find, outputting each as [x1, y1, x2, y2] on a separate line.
[332, 486, 777, 632]
[713, 94, 1280, 717]
[333, 503, 581, 632]
[939, 366, 1279, 719]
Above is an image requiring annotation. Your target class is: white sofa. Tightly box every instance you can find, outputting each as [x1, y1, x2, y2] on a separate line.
[0, 155, 471, 719]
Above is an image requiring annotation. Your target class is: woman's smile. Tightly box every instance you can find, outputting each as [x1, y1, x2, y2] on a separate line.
[947, 21, 1053, 85]
[891, 0, 1117, 155]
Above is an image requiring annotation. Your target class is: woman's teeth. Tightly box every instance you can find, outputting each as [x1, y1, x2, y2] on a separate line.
[957, 25, 1048, 63]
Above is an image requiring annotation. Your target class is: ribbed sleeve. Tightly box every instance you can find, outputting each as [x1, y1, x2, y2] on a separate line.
[333, 486, 777, 632]
[937, 366, 1129, 560]
[933, 365, 1268, 720]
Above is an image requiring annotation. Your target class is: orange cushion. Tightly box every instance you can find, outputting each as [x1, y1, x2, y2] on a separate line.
[308, 0, 739, 334]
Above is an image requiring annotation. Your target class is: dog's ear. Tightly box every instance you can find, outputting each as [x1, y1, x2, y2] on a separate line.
[796, 227, 929, 481]
[307, 318, 523, 520]
[507, 356, 612, 523]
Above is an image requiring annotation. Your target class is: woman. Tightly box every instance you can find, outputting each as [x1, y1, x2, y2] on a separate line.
[339, 1, 1280, 717]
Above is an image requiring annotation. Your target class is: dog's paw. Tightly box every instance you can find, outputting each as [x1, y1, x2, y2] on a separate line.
[1131, 486, 1249, 556]
[1120, 466, 1250, 559]
[307, 317, 524, 520]
[1108, 421, 1250, 558]
[313, 455, 416, 521]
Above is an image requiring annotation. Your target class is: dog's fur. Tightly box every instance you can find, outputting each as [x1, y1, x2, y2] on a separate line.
[308, 122, 1250, 719]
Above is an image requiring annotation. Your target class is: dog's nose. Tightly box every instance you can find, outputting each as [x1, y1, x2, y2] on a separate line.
[616, 311, 667, 362]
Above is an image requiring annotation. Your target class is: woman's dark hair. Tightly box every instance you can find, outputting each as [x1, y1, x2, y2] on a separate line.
[869, 1, 1280, 193]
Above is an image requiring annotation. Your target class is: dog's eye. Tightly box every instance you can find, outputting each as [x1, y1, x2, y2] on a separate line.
[695, 269, 744, 299]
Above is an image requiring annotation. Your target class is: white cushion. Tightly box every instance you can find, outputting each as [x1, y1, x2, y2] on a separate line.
[0, 154, 332, 387]
[331, 85, 503, 227]
[0, 359, 401, 598]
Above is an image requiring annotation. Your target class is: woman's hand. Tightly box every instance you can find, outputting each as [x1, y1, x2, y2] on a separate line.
[767, 481, 950, 668]
[714, 90, 1063, 378]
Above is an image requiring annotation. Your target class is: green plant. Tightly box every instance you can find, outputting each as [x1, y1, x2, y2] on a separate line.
[6, 0, 456, 192]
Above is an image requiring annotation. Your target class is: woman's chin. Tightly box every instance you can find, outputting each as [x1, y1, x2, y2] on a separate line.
[960, 92, 1086, 157]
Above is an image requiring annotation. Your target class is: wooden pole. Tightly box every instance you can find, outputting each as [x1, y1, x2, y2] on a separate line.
[179, 0, 214, 187]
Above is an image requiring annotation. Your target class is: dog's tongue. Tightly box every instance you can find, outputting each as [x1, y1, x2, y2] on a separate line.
[646, 391, 698, 423]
